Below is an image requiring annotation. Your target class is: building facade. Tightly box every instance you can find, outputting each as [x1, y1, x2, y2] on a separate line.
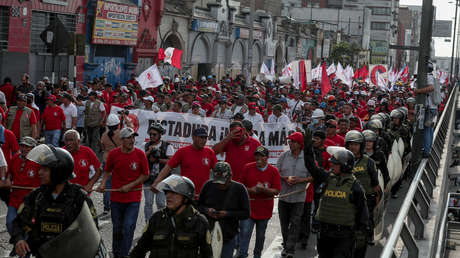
[0, 0, 163, 86]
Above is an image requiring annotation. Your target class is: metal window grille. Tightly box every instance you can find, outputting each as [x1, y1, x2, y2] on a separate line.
[30, 11, 76, 53]
[0, 7, 9, 51]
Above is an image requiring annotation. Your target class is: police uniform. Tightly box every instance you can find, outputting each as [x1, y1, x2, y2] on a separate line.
[130, 175, 212, 258]
[10, 183, 99, 258]
[303, 132, 369, 258]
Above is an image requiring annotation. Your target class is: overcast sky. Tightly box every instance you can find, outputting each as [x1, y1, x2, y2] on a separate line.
[400, 0, 456, 57]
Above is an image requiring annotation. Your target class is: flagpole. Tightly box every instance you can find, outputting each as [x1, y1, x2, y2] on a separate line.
[450, 0, 459, 85]
[246, 0, 255, 88]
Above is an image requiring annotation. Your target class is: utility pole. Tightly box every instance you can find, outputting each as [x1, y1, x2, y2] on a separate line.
[410, 0, 434, 176]
[450, 0, 458, 84]
[246, 0, 254, 88]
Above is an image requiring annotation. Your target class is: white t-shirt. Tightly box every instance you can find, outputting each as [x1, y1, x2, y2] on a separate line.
[0, 148, 6, 167]
[60, 103, 78, 129]
[268, 113, 290, 124]
[244, 112, 264, 125]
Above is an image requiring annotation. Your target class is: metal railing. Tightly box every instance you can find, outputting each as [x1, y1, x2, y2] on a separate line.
[436, 193, 460, 258]
[381, 85, 458, 258]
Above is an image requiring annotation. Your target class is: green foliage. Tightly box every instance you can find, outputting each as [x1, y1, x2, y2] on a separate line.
[328, 41, 361, 65]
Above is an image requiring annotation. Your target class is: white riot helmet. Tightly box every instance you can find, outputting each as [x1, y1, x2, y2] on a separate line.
[107, 114, 120, 127]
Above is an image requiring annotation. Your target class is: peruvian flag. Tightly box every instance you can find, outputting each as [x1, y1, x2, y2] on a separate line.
[321, 62, 332, 98]
[164, 47, 183, 69]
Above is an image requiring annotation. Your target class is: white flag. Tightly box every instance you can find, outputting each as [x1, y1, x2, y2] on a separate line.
[377, 72, 388, 92]
[136, 64, 164, 89]
[260, 62, 270, 74]
[271, 59, 275, 75]
[327, 63, 336, 76]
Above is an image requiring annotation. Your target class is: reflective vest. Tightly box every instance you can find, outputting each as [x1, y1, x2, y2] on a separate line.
[84, 100, 103, 127]
[353, 155, 373, 194]
[316, 174, 356, 227]
[7, 106, 33, 139]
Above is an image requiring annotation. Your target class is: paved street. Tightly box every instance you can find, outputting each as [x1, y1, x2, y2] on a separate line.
[0, 180, 408, 258]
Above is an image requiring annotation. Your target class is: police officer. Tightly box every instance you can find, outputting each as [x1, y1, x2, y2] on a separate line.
[365, 119, 389, 157]
[303, 129, 369, 258]
[363, 130, 390, 190]
[344, 130, 381, 258]
[11, 144, 106, 258]
[130, 175, 212, 258]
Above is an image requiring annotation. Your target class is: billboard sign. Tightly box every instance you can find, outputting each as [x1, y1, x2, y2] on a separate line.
[92, 0, 139, 46]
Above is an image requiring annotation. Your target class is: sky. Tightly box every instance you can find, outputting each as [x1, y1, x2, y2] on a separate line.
[400, 0, 456, 57]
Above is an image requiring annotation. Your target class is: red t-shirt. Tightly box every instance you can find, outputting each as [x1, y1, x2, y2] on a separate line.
[41, 106, 65, 130]
[241, 162, 281, 220]
[68, 146, 101, 187]
[10, 109, 38, 139]
[326, 134, 345, 147]
[8, 153, 41, 209]
[105, 147, 149, 203]
[1, 127, 19, 166]
[224, 136, 261, 183]
[27, 105, 40, 124]
[0, 83, 15, 106]
[168, 145, 217, 195]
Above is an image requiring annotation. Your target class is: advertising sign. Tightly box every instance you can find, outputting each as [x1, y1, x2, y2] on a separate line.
[191, 19, 219, 33]
[92, 0, 139, 46]
[432, 20, 452, 38]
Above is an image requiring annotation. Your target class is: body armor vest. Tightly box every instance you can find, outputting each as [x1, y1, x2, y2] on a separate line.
[316, 174, 356, 227]
[353, 155, 373, 194]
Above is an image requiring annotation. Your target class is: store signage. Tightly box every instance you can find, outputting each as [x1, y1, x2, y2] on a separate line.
[191, 19, 219, 33]
[92, 0, 139, 46]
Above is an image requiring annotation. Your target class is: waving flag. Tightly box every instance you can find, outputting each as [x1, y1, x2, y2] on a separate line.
[136, 64, 164, 89]
[327, 63, 336, 76]
[164, 47, 183, 69]
[321, 62, 332, 98]
[260, 62, 270, 74]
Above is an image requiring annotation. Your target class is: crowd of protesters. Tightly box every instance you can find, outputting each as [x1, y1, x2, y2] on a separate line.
[0, 65, 450, 258]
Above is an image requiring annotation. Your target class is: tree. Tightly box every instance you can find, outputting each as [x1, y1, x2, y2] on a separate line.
[328, 41, 361, 65]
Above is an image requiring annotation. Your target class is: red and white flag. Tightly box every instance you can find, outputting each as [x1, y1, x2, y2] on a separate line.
[136, 64, 164, 89]
[164, 47, 183, 69]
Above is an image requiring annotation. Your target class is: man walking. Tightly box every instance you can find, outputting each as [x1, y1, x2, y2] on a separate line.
[97, 127, 149, 258]
[40, 94, 65, 146]
[84, 91, 106, 153]
[277, 132, 312, 257]
[7, 94, 38, 140]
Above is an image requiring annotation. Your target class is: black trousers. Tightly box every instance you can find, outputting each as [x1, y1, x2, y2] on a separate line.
[317, 230, 355, 258]
[298, 202, 312, 245]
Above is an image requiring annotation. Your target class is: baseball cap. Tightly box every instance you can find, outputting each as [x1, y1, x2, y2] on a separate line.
[211, 161, 232, 184]
[19, 136, 37, 147]
[248, 102, 257, 109]
[254, 146, 269, 157]
[47, 95, 57, 102]
[192, 101, 201, 107]
[193, 127, 208, 137]
[143, 96, 155, 102]
[43, 76, 50, 81]
[17, 94, 27, 102]
[287, 132, 304, 148]
[120, 127, 138, 139]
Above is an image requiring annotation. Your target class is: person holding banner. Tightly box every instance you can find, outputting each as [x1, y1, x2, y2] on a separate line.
[152, 127, 217, 196]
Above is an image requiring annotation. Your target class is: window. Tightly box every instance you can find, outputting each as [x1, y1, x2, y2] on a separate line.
[371, 22, 390, 31]
[0, 6, 8, 51]
[30, 11, 76, 53]
[371, 7, 391, 16]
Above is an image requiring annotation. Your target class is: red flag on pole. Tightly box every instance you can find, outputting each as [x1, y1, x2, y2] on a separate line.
[321, 62, 331, 98]
[353, 67, 360, 79]
[299, 60, 307, 92]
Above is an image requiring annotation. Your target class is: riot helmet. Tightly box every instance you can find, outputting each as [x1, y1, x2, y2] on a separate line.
[345, 130, 365, 153]
[390, 109, 404, 119]
[159, 174, 195, 200]
[327, 146, 355, 173]
[27, 144, 74, 185]
[407, 97, 416, 105]
[365, 119, 383, 130]
[362, 130, 377, 142]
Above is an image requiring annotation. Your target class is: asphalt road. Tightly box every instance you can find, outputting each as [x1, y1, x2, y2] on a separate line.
[0, 181, 408, 258]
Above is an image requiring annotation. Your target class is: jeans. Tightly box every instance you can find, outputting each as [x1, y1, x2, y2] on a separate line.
[45, 129, 61, 147]
[6, 206, 17, 235]
[103, 175, 112, 210]
[278, 201, 304, 254]
[143, 186, 165, 222]
[111, 201, 140, 257]
[221, 235, 237, 258]
[238, 218, 269, 258]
